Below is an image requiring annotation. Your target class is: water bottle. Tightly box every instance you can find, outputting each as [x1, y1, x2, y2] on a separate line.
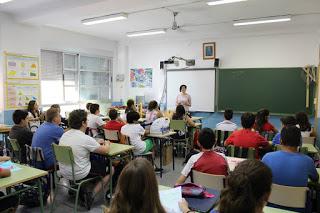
[161, 127, 164, 134]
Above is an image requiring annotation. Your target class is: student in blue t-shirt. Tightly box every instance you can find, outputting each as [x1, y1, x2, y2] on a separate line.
[32, 107, 64, 169]
[272, 116, 296, 145]
[262, 126, 318, 187]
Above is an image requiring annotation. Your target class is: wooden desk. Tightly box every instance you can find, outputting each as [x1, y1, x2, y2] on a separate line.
[226, 156, 245, 171]
[0, 124, 12, 156]
[0, 124, 11, 133]
[106, 143, 134, 201]
[147, 131, 176, 178]
[0, 163, 47, 213]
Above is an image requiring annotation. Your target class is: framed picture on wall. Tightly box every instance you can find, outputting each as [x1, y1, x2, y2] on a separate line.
[203, 42, 216, 60]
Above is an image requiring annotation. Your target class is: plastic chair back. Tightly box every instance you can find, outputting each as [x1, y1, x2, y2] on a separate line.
[191, 170, 225, 191]
[104, 129, 119, 141]
[269, 184, 308, 208]
[170, 120, 187, 132]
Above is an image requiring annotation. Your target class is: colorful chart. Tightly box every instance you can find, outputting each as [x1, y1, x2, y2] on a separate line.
[6, 53, 39, 80]
[6, 83, 40, 109]
[130, 68, 152, 88]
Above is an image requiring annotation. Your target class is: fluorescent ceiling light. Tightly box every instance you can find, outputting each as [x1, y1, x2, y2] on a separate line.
[127, 29, 167, 37]
[82, 13, 127, 25]
[0, 0, 13, 3]
[207, 0, 247, 6]
[234, 16, 291, 26]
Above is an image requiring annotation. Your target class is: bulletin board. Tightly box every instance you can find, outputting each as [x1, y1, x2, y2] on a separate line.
[5, 53, 39, 80]
[130, 68, 152, 88]
[6, 83, 40, 109]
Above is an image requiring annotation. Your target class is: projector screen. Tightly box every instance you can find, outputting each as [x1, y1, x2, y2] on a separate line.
[166, 69, 215, 112]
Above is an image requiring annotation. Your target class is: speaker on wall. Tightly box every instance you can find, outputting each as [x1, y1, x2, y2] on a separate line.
[214, 58, 220, 67]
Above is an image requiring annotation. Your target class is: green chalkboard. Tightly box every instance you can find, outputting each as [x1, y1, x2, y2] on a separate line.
[216, 68, 316, 115]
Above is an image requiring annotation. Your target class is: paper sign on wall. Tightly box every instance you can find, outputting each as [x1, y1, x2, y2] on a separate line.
[6, 53, 39, 80]
[130, 68, 152, 88]
[6, 83, 40, 109]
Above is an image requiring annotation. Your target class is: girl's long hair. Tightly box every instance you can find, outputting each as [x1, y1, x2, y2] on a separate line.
[295, 112, 311, 132]
[27, 100, 40, 118]
[219, 160, 272, 213]
[255, 109, 269, 133]
[109, 158, 166, 213]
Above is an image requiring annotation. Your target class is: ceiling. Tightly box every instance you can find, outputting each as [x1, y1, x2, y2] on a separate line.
[0, 0, 320, 41]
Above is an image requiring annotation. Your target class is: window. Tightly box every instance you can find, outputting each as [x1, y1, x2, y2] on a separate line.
[40, 50, 112, 105]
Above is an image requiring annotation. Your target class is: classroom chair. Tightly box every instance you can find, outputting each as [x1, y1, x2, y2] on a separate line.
[214, 130, 232, 147]
[226, 145, 256, 159]
[261, 131, 276, 141]
[7, 137, 21, 163]
[302, 137, 315, 145]
[191, 170, 225, 191]
[25, 144, 54, 204]
[103, 129, 120, 143]
[51, 144, 104, 213]
[268, 184, 309, 212]
[125, 136, 154, 165]
[170, 120, 190, 157]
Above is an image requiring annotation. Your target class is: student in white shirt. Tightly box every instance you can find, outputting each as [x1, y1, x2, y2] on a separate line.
[27, 100, 42, 132]
[59, 109, 111, 206]
[121, 111, 153, 155]
[146, 100, 162, 125]
[295, 111, 314, 137]
[87, 103, 105, 137]
[216, 109, 238, 132]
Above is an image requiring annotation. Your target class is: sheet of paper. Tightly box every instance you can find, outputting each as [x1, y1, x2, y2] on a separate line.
[0, 160, 21, 172]
[159, 186, 182, 213]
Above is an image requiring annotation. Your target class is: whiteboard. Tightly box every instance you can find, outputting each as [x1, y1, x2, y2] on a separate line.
[167, 69, 215, 112]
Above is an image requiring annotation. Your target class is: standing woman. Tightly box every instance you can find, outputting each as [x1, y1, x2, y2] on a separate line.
[27, 100, 41, 132]
[176, 85, 191, 112]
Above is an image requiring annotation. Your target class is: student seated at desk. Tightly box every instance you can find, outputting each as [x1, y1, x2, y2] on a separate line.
[179, 160, 272, 213]
[216, 109, 238, 132]
[272, 116, 296, 145]
[104, 109, 126, 143]
[50, 104, 68, 127]
[295, 111, 315, 137]
[225, 112, 269, 159]
[254, 109, 277, 134]
[27, 100, 42, 131]
[32, 108, 64, 169]
[176, 128, 228, 185]
[87, 103, 105, 138]
[0, 156, 19, 213]
[262, 126, 319, 187]
[59, 109, 111, 203]
[121, 111, 153, 155]
[106, 158, 166, 213]
[125, 99, 136, 114]
[146, 100, 162, 125]
[171, 104, 196, 139]
[9, 110, 33, 163]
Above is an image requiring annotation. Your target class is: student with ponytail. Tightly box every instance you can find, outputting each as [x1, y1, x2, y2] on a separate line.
[179, 160, 272, 213]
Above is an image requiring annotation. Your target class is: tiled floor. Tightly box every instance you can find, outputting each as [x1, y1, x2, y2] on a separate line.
[16, 157, 186, 213]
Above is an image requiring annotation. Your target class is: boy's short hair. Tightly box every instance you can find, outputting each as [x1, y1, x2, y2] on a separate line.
[241, 112, 256, 129]
[126, 111, 140, 124]
[198, 128, 216, 149]
[281, 126, 301, 147]
[89, 104, 99, 114]
[224, 109, 233, 120]
[46, 108, 60, 122]
[69, 109, 87, 129]
[280, 116, 296, 127]
[12, 110, 28, 124]
[109, 109, 118, 120]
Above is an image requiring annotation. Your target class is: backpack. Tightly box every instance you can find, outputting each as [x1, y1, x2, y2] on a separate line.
[150, 117, 170, 134]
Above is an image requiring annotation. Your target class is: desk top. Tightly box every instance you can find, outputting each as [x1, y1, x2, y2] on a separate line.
[226, 156, 246, 171]
[0, 163, 47, 188]
[191, 117, 203, 121]
[264, 206, 296, 213]
[147, 131, 176, 138]
[302, 143, 318, 154]
[0, 124, 12, 133]
[107, 143, 134, 156]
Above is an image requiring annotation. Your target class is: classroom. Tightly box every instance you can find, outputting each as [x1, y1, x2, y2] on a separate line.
[0, 0, 320, 212]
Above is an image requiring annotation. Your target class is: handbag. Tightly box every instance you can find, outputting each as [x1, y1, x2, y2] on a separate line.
[174, 183, 205, 198]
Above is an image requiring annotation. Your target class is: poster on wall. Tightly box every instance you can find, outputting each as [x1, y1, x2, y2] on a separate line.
[130, 68, 152, 88]
[6, 83, 40, 109]
[6, 53, 39, 80]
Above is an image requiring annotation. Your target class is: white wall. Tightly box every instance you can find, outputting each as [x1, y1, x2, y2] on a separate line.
[0, 13, 118, 123]
[115, 32, 319, 102]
